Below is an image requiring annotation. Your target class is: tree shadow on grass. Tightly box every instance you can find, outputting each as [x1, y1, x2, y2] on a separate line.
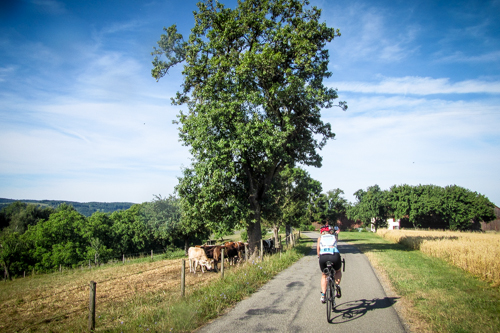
[328, 297, 400, 324]
[341, 241, 416, 254]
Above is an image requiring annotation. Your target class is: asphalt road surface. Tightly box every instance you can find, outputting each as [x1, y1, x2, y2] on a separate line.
[197, 231, 407, 333]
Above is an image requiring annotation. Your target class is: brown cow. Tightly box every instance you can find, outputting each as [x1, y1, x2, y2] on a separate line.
[188, 247, 212, 273]
[224, 241, 247, 265]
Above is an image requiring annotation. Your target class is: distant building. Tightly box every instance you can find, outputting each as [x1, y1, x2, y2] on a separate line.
[370, 217, 400, 232]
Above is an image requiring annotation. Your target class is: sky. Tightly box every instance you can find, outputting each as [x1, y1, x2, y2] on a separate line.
[0, 0, 499, 206]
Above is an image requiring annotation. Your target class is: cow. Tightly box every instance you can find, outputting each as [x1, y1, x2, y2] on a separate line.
[263, 238, 275, 254]
[188, 247, 212, 273]
[224, 242, 240, 265]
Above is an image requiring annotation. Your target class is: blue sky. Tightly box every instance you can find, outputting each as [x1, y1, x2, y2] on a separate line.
[1, 0, 499, 206]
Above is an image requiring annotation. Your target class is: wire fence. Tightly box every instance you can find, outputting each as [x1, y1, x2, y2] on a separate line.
[7, 232, 302, 332]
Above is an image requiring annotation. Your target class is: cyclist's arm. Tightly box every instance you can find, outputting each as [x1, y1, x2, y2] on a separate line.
[316, 237, 321, 257]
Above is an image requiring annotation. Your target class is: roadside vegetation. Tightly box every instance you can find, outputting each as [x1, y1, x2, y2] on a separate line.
[0, 235, 313, 332]
[345, 230, 500, 333]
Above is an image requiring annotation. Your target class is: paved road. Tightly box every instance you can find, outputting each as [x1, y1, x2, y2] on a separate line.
[197, 231, 407, 333]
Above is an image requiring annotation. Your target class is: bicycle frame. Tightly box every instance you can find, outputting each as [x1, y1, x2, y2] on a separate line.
[324, 258, 345, 322]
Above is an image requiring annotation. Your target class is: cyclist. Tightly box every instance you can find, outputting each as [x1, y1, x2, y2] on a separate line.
[317, 225, 342, 303]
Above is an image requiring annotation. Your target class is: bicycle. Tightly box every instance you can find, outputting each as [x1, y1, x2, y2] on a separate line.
[323, 258, 345, 322]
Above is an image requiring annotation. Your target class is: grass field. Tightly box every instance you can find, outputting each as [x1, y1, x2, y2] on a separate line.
[344, 231, 500, 333]
[0, 234, 312, 332]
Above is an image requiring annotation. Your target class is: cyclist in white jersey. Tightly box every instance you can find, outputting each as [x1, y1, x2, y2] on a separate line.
[317, 225, 342, 303]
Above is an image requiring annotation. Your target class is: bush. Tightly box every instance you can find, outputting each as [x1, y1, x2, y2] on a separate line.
[308, 225, 316, 231]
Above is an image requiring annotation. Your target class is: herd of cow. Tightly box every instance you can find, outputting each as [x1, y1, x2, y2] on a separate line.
[188, 239, 276, 273]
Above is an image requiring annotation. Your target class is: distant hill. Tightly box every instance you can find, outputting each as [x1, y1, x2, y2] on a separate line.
[0, 198, 137, 217]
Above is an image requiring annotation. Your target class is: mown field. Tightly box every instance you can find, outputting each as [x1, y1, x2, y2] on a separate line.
[0, 235, 312, 332]
[345, 230, 500, 333]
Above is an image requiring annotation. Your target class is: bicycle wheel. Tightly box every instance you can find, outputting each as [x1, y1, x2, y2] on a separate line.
[326, 278, 335, 322]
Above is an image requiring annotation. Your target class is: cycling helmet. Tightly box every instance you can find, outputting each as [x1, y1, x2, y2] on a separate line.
[320, 226, 331, 233]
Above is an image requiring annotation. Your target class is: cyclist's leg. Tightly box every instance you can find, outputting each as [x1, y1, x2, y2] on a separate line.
[321, 272, 328, 294]
[332, 253, 342, 285]
[334, 270, 342, 285]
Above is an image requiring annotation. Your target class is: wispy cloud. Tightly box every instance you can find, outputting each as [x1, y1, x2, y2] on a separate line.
[333, 77, 500, 95]
[312, 94, 500, 204]
[322, 2, 420, 63]
[435, 50, 500, 63]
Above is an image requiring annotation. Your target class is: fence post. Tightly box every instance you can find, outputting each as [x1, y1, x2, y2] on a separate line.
[181, 259, 185, 297]
[89, 260, 91, 270]
[88, 281, 96, 332]
[122, 254, 125, 264]
[244, 243, 248, 262]
[151, 250, 153, 260]
[221, 249, 225, 279]
[260, 239, 264, 261]
[59, 264, 62, 273]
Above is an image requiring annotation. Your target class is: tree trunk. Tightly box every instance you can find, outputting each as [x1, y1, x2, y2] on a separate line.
[184, 237, 189, 255]
[3, 265, 10, 281]
[247, 219, 262, 256]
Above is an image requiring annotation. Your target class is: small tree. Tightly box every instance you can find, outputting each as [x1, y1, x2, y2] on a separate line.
[348, 185, 389, 232]
[263, 166, 322, 245]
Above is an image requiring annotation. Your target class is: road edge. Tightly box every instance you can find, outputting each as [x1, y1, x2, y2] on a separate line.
[346, 240, 413, 333]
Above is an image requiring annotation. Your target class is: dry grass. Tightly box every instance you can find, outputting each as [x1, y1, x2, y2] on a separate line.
[377, 229, 500, 286]
[0, 258, 220, 332]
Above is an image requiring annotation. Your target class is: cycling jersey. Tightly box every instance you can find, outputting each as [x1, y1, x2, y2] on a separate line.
[319, 234, 339, 255]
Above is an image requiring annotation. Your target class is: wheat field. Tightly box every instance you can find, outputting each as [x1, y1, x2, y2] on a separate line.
[377, 229, 500, 286]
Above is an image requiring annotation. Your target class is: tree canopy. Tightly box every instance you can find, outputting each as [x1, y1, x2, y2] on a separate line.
[152, 0, 344, 251]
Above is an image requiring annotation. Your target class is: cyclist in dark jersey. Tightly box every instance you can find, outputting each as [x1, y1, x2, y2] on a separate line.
[317, 225, 342, 303]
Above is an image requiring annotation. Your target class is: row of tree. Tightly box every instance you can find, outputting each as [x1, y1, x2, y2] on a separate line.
[0, 197, 210, 279]
[346, 184, 496, 231]
[1, 181, 496, 279]
[0, 198, 135, 217]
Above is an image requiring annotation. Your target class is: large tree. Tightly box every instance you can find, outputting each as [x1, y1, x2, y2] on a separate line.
[153, 0, 345, 252]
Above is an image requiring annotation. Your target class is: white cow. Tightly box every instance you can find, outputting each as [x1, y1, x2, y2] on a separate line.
[188, 247, 212, 273]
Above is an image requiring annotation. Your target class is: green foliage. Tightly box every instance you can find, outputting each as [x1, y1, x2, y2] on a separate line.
[347, 184, 496, 231]
[0, 201, 54, 233]
[309, 188, 348, 224]
[0, 230, 26, 279]
[26, 204, 87, 270]
[389, 184, 495, 230]
[264, 166, 322, 232]
[348, 185, 389, 231]
[154, 0, 344, 252]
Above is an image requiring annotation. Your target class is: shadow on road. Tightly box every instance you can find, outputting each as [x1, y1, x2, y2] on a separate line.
[328, 297, 400, 324]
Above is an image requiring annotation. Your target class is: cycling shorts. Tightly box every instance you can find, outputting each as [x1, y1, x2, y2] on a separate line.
[319, 253, 341, 272]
